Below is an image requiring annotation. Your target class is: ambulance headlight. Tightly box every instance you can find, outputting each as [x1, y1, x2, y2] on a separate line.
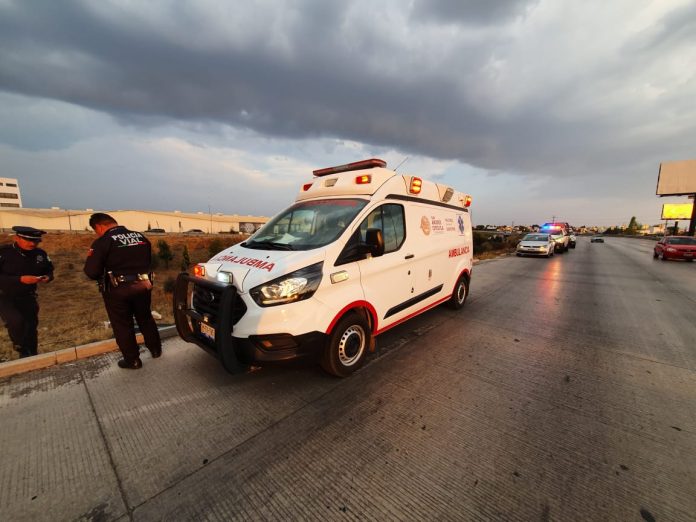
[250, 262, 323, 307]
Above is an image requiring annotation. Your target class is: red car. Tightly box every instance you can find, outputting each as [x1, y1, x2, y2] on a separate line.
[654, 236, 696, 262]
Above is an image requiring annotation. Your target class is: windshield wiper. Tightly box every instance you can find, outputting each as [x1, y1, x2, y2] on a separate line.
[245, 240, 294, 251]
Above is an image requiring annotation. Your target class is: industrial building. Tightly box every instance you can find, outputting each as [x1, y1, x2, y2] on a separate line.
[0, 208, 268, 234]
[0, 178, 22, 208]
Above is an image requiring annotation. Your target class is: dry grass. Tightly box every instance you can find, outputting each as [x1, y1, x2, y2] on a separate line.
[0, 232, 245, 362]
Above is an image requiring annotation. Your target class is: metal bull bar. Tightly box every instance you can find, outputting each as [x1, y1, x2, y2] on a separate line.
[174, 272, 245, 373]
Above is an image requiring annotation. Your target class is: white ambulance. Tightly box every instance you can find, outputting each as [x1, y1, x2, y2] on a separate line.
[174, 158, 473, 377]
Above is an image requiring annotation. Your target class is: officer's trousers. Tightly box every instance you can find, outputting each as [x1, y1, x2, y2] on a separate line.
[103, 280, 161, 362]
[0, 294, 39, 357]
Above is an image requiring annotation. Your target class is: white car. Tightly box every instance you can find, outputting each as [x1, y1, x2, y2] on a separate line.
[516, 233, 555, 258]
[568, 231, 576, 248]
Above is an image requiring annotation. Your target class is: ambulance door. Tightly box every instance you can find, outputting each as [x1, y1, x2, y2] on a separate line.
[406, 205, 448, 303]
[354, 203, 415, 331]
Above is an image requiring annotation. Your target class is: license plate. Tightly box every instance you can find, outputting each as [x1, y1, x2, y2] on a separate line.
[684, 253, 693, 257]
[200, 321, 215, 341]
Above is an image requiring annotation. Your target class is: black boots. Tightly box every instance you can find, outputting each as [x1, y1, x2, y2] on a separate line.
[117, 358, 143, 369]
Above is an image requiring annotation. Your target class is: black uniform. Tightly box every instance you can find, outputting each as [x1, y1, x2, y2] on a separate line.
[0, 243, 54, 357]
[83, 226, 161, 363]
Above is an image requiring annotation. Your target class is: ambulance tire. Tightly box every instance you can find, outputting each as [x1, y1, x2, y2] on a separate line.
[322, 313, 370, 377]
[447, 274, 469, 310]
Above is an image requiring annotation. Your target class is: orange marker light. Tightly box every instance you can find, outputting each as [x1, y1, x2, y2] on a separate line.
[464, 195, 472, 207]
[409, 177, 422, 194]
[193, 264, 206, 277]
[302, 183, 313, 191]
[355, 174, 371, 184]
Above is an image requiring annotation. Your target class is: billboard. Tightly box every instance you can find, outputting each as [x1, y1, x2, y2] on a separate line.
[239, 222, 263, 234]
[656, 160, 696, 196]
[661, 203, 694, 220]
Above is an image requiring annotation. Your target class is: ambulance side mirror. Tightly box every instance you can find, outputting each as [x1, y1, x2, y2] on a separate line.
[365, 228, 385, 257]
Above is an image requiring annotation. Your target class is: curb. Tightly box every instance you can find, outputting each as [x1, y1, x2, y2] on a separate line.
[0, 325, 179, 379]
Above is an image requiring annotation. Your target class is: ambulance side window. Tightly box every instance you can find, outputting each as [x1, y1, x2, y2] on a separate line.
[359, 204, 405, 253]
[335, 204, 405, 265]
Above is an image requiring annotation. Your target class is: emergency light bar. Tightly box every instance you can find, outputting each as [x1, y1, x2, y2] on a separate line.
[464, 195, 472, 207]
[313, 158, 387, 177]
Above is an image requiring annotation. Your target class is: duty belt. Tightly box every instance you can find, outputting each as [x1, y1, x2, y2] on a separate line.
[116, 273, 150, 283]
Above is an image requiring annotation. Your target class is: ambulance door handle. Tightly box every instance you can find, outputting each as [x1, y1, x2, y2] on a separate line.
[404, 254, 415, 259]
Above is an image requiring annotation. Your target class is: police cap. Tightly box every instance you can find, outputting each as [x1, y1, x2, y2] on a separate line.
[12, 226, 46, 242]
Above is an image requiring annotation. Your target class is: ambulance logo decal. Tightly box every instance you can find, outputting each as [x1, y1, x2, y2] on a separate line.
[458, 215, 465, 234]
[420, 216, 431, 236]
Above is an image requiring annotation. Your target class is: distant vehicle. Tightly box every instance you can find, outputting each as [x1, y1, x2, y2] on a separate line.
[184, 229, 205, 235]
[653, 236, 696, 261]
[568, 231, 577, 248]
[516, 233, 555, 257]
[147, 228, 166, 234]
[590, 236, 604, 243]
[540, 223, 570, 253]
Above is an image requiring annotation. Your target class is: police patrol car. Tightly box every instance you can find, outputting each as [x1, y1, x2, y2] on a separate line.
[174, 159, 473, 377]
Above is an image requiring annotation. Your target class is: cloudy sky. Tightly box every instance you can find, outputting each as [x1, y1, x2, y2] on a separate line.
[1, 0, 694, 226]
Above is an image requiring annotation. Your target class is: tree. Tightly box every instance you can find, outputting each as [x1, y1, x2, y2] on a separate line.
[180, 245, 191, 272]
[157, 240, 174, 269]
[626, 216, 639, 235]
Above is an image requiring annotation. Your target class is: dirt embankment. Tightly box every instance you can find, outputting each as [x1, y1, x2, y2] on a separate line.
[0, 232, 244, 362]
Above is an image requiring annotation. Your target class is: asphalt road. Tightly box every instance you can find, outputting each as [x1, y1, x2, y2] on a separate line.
[1, 237, 695, 521]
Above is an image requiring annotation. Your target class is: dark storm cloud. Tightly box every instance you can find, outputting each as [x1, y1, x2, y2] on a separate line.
[411, 0, 535, 25]
[0, 0, 693, 187]
[0, 1, 488, 151]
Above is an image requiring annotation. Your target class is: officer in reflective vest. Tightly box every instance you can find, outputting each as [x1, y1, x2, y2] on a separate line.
[83, 213, 162, 369]
[0, 226, 54, 358]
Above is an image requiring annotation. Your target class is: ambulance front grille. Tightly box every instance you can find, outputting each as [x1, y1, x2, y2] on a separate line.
[192, 284, 247, 326]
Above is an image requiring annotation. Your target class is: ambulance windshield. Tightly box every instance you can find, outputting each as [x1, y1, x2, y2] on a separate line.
[244, 198, 368, 251]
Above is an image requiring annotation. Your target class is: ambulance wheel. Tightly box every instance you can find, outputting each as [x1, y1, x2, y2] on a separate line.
[447, 274, 469, 310]
[322, 313, 370, 377]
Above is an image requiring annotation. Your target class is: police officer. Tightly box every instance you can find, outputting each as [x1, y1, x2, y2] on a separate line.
[83, 213, 161, 369]
[0, 226, 54, 358]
